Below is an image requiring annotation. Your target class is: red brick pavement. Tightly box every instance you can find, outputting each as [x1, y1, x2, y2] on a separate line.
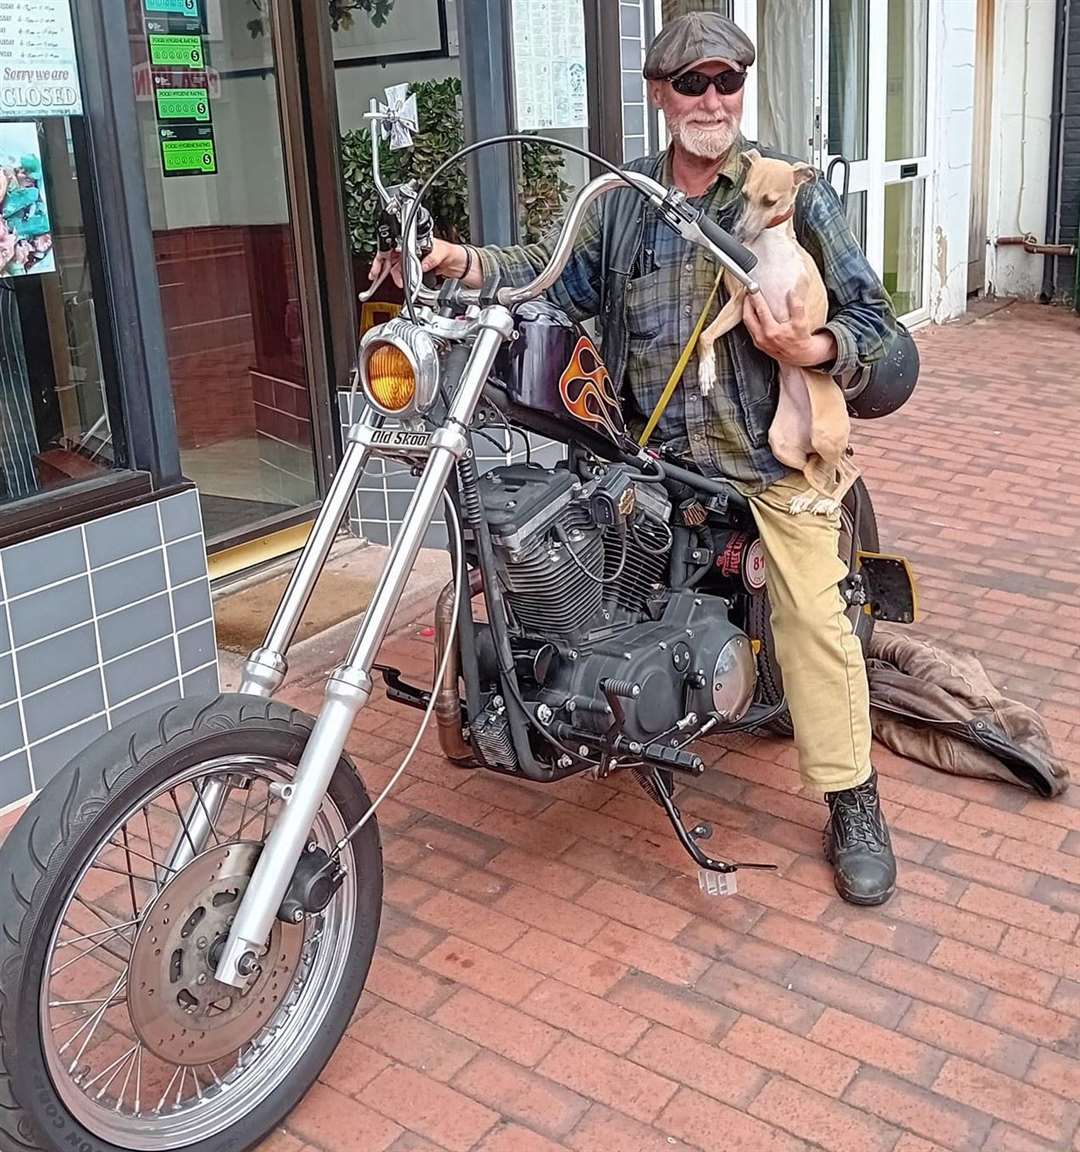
[4, 301, 1080, 1152]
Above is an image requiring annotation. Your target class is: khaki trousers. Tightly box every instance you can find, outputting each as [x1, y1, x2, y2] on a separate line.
[746, 471, 873, 793]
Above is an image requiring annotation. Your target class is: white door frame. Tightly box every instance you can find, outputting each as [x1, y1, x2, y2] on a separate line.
[736, 0, 937, 325]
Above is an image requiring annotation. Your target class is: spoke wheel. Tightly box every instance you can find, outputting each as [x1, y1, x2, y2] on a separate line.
[0, 695, 382, 1152]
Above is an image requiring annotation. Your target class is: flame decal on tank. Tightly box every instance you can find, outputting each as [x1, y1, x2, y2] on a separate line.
[558, 336, 626, 443]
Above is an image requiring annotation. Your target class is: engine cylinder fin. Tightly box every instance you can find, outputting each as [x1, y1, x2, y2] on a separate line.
[500, 506, 603, 635]
[604, 515, 668, 614]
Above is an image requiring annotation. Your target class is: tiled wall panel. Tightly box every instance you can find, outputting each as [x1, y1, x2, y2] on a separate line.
[0, 489, 219, 811]
[338, 393, 565, 549]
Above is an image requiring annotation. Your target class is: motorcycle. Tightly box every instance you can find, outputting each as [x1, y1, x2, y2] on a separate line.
[0, 92, 916, 1152]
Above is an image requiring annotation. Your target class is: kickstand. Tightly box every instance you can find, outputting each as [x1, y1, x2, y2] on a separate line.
[645, 767, 777, 877]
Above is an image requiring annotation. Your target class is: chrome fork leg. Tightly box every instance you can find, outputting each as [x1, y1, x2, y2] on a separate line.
[214, 307, 514, 987]
[164, 417, 377, 873]
[240, 412, 380, 698]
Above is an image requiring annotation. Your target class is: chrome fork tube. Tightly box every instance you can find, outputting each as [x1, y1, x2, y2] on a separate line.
[214, 307, 514, 987]
[238, 407, 380, 698]
[165, 412, 378, 874]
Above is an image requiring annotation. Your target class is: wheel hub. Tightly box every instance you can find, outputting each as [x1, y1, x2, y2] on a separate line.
[127, 842, 304, 1066]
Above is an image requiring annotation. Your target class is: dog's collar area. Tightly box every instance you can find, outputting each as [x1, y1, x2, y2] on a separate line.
[765, 206, 795, 229]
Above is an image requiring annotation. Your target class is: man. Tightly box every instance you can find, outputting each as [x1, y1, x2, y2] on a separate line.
[371, 12, 899, 905]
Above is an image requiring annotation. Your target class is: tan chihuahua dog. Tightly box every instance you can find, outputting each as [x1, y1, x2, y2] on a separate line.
[697, 149, 858, 515]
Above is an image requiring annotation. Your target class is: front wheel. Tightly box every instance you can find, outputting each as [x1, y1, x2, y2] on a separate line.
[747, 477, 879, 737]
[0, 693, 382, 1152]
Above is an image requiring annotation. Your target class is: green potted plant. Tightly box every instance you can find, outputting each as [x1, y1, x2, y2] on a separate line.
[341, 76, 572, 305]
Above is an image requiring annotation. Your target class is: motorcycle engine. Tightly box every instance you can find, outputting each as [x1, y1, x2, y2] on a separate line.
[475, 462, 756, 761]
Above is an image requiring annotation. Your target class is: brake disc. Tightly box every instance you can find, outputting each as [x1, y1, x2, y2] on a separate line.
[127, 842, 303, 1066]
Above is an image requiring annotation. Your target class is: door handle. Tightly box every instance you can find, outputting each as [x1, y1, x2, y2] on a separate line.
[826, 155, 850, 209]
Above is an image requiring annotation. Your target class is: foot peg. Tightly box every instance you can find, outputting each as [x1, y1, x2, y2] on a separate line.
[374, 664, 431, 710]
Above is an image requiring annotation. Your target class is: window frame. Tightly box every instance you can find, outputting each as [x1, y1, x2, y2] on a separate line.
[0, 0, 185, 547]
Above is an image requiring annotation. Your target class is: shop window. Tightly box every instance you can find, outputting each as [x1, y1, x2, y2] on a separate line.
[0, 116, 125, 507]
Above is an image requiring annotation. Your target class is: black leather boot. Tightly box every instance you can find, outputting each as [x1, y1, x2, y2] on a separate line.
[823, 769, 897, 906]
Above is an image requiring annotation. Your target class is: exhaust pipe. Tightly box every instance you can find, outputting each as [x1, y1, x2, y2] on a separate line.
[433, 568, 483, 763]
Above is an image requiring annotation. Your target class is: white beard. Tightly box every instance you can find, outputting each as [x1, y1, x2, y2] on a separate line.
[669, 116, 738, 159]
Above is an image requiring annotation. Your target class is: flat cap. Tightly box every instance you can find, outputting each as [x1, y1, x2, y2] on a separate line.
[643, 12, 756, 80]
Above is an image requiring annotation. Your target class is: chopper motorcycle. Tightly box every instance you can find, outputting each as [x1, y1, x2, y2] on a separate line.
[0, 92, 917, 1152]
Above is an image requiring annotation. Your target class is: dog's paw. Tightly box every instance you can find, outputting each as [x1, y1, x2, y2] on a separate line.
[787, 493, 816, 515]
[811, 497, 841, 517]
[697, 354, 718, 397]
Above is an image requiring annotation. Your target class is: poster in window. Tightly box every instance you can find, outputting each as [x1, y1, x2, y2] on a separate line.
[0, 0, 83, 119]
[512, 0, 587, 130]
[331, 0, 449, 66]
[0, 122, 53, 277]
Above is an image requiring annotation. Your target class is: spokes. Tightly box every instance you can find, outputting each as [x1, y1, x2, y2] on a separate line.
[38, 755, 356, 1146]
[42, 768, 288, 1121]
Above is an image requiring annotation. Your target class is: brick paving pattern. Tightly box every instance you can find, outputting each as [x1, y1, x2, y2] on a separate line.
[3, 301, 1080, 1151]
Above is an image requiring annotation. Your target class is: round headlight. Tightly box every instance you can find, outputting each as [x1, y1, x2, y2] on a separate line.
[365, 342, 416, 413]
[359, 319, 439, 417]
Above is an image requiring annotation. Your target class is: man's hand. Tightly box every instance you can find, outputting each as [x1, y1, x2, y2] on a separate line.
[368, 239, 482, 290]
[743, 288, 837, 369]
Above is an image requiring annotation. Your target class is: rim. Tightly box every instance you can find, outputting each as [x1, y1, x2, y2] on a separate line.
[39, 755, 359, 1149]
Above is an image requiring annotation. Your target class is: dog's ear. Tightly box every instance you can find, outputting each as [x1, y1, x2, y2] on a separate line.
[792, 162, 816, 186]
[740, 148, 762, 170]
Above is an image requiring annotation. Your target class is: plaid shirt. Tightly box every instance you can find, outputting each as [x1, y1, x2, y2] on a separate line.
[476, 138, 896, 491]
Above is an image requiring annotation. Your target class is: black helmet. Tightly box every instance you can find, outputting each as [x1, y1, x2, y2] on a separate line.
[836, 322, 920, 419]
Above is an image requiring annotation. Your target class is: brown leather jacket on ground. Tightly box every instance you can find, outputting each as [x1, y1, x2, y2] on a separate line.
[865, 629, 1068, 799]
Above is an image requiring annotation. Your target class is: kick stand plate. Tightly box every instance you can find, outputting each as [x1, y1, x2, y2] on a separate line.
[699, 869, 737, 897]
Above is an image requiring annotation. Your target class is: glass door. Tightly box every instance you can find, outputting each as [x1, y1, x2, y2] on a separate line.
[746, 0, 933, 323]
[880, 0, 931, 319]
[818, 0, 931, 321]
[129, 0, 321, 544]
[820, 0, 873, 249]
[748, 0, 867, 225]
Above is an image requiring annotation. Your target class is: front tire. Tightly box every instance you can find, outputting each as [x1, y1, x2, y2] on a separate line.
[747, 477, 879, 737]
[0, 693, 382, 1152]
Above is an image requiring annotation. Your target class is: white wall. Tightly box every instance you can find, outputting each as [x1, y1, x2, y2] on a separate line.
[985, 0, 1055, 298]
[928, 0, 976, 322]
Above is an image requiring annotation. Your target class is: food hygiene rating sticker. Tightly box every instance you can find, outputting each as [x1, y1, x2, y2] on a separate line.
[148, 34, 205, 68]
[143, 0, 216, 177]
[144, 0, 201, 14]
[155, 87, 211, 122]
[159, 126, 217, 176]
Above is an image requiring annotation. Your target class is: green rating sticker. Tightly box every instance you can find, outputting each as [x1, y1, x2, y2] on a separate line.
[155, 88, 211, 122]
[148, 34, 204, 68]
[161, 136, 217, 176]
[144, 0, 200, 13]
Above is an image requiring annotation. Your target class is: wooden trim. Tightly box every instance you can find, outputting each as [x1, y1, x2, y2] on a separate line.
[0, 472, 188, 551]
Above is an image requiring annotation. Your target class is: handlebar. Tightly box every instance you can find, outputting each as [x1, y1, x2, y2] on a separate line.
[697, 214, 758, 275]
[412, 170, 760, 312]
[363, 112, 760, 316]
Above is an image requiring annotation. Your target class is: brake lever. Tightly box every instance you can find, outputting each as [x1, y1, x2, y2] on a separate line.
[651, 192, 760, 294]
[358, 263, 390, 304]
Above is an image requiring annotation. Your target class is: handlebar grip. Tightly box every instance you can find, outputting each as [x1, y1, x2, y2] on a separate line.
[697, 214, 758, 274]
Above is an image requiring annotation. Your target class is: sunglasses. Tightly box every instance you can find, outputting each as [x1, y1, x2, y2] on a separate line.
[669, 69, 747, 97]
